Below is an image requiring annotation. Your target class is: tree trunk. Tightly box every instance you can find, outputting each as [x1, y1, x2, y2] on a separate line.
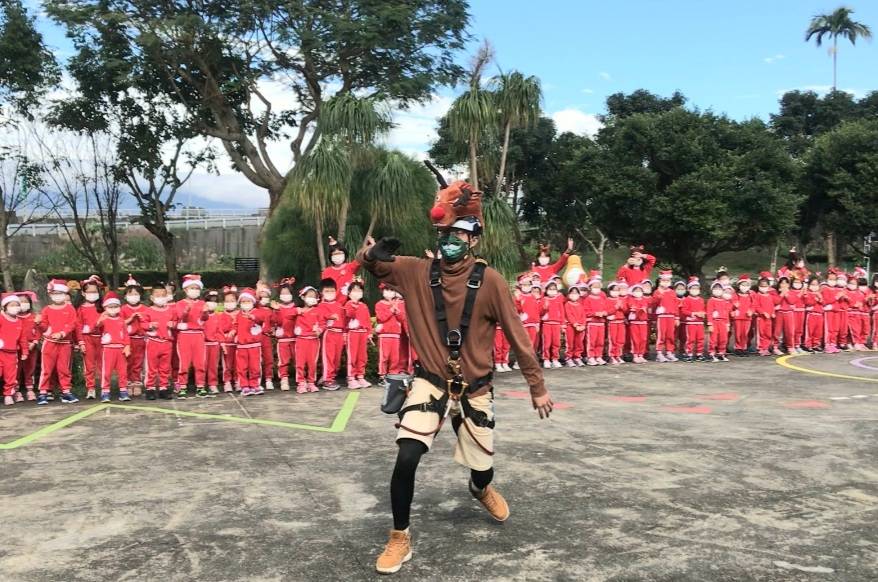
[161, 234, 178, 284]
[316, 219, 326, 270]
[495, 121, 512, 197]
[468, 129, 479, 190]
[0, 208, 12, 290]
[258, 185, 284, 280]
[336, 196, 350, 245]
[826, 230, 836, 267]
[832, 36, 837, 91]
[364, 211, 378, 245]
[769, 240, 780, 274]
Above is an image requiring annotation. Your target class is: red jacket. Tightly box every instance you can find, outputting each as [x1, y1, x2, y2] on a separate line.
[39, 304, 78, 343]
[321, 261, 362, 296]
[582, 292, 610, 323]
[141, 306, 176, 341]
[174, 299, 208, 331]
[680, 295, 707, 323]
[564, 300, 586, 326]
[732, 291, 753, 321]
[96, 315, 129, 348]
[235, 309, 268, 345]
[317, 299, 347, 332]
[707, 297, 733, 323]
[254, 305, 275, 335]
[0, 313, 27, 355]
[776, 290, 799, 312]
[375, 299, 403, 336]
[803, 290, 824, 312]
[273, 304, 298, 340]
[626, 296, 651, 322]
[294, 306, 323, 339]
[18, 312, 38, 350]
[517, 294, 542, 327]
[848, 289, 868, 313]
[541, 294, 566, 324]
[344, 300, 371, 333]
[77, 302, 101, 341]
[531, 253, 570, 281]
[203, 312, 223, 343]
[615, 254, 656, 287]
[217, 310, 238, 344]
[752, 292, 778, 318]
[606, 296, 627, 324]
[122, 303, 148, 338]
[651, 288, 679, 318]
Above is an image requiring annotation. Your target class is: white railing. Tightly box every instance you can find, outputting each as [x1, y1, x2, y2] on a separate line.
[8, 212, 266, 237]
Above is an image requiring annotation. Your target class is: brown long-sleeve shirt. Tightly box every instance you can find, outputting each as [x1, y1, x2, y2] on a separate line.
[358, 251, 546, 398]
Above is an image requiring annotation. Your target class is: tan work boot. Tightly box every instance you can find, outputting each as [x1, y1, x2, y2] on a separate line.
[375, 528, 412, 574]
[470, 482, 510, 522]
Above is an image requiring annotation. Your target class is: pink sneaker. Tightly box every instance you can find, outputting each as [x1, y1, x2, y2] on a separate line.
[3, 395, 13, 406]
[347, 378, 360, 390]
[655, 352, 667, 363]
[14, 392, 24, 403]
[296, 383, 308, 394]
[358, 378, 372, 388]
[586, 357, 598, 366]
[25, 390, 36, 401]
[308, 383, 319, 393]
[223, 382, 233, 393]
[772, 347, 783, 356]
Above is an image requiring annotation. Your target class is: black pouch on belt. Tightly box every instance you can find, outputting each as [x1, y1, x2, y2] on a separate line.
[380, 374, 413, 414]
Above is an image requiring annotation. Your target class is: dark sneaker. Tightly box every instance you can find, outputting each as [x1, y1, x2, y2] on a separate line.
[37, 394, 49, 406]
[60, 393, 79, 404]
[145, 390, 157, 401]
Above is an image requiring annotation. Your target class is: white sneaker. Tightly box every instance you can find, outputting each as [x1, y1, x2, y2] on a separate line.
[501, 364, 512, 372]
[666, 353, 678, 362]
[543, 360, 551, 369]
[565, 360, 577, 367]
[586, 357, 598, 366]
[86, 389, 96, 399]
[280, 377, 290, 391]
[495, 363, 503, 372]
[551, 360, 562, 368]
[265, 379, 275, 391]
[511, 362, 520, 370]
[656, 352, 668, 363]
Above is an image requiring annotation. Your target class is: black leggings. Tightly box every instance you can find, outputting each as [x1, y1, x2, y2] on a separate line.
[390, 438, 494, 530]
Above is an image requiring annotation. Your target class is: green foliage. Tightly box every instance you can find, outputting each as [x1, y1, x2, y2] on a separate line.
[805, 7, 872, 47]
[119, 236, 164, 270]
[286, 138, 352, 225]
[0, 0, 58, 114]
[770, 90, 864, 156]
[601, 89, 686, 123]
[480, 193, 521, 276]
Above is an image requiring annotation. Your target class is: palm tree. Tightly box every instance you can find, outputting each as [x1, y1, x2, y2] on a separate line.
[493, 71, 542, 197]
[805, 7, 872, 91]
[447, 41, 496, 190]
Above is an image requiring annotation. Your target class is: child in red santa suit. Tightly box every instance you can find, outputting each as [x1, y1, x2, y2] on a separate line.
[173, 274, 209, 398]
[16, 291, 39, 401]
[201, 290, 223, 396]
[344, 280, 371, 388]
[121, 275, 148, 397]
[775, 277, 799, 354]
[218, 286, 239, 392]
[540, 279, 566, 368]
[77, 275, 104, 399]
[679, 278, 706, 362]
[706, 283, 733, 362]
[848, 275, 869, 351]
[615, 245, 657, 287]
[583, 273, 609, 366]
[272, 278, 298, 391]
[731, 275, 754, 356]
[606, 281, 628, 365]
[493, 324, 511, 372]
[651, 269, 679, 362]
[563, 284, 586, 367]
[96, 292, 131, 402]
[752, 277, 779, 356]
[834, 273, 853, 351]
[673, 280, 688, 357]
[141, 284, 176, 400]
[316, 278, 346, 390]
[821, 270, 841, 352]
[869, 275, 878, 348]
[254, 282, 276, 390]
[36, 280, 78, 405]
[626, 284, 650, 363]
[531, 239, 574, 281]
[791, 277, 806, 351]
[294, 286, 323, 393]
[233, 288, 268, 396]
[374, 283, 403, 378]
[322, 237, 361, 297]
[396, 291, 415, 375]
[1, 294, 29, 406]
[802, 277, 825, 352]
[515, 274, 542, 360]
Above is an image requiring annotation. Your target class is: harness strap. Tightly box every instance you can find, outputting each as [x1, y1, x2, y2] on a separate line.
[429, 258, 488, 360]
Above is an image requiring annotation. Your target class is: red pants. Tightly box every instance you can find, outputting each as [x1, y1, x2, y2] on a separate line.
[82, 334, 102, 390]
[872, 312, 878, 344]
[276, 339, 295, 379]
[39, 341, 72, 393]
[756, 317, 774, 351]
[321, 329, 345, 384]
[176, 331, 206, 388]
[222, 343, 236, 384]
[378, 335, 401, 376]
[0, 351, 20, 396]
[144, 339, 172, 389]
[541, 322, 562, 360]
[776, 311, 797, 349]
[804, 312, 824, 349]
[586, 322, 606, 358]
[849, 313, 869, 345]
[685, 322, 704, 355]
[655, 316, 676, 353]
[101, 346, 128, 391]
[836, 311, 850, 346]
[295, 337, 320, 383]
[127, 337, 145, 386]
[260, 335, 274, 382]
[794, 310, 805, 347]
[733, 319, 751, 351]
[607, 322, 626, 358]
[346, 331, 368, 379]
[236, 344, 261, 389]
[565, 326, 584, 359]
[493, 329, 510, 364]
[205, 342, 220, 388]
[523, 324, 539, 353]
[19, 346, 37, 390]
[629, 322, 648, 356]
[709, 320, 730, 354]
[677, 322, 687, 354]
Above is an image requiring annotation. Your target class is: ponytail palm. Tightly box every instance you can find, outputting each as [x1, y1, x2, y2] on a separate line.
[493, 71, 541, 196]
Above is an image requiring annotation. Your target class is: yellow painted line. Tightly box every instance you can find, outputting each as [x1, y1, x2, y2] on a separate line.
[776, 354, 878, 384]
[0, 392, 360, 450]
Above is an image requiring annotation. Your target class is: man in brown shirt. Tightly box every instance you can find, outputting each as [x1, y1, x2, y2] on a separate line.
[361, 213, 553, 575]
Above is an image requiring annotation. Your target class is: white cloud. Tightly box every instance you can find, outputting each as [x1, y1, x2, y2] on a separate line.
[599, 72, 612, 81]
[551, 108, 603, 137]
[764, 54, 785, 64]
[382, 94, 453, 157]
[581, 88, 595, 94]
[179, 171, 269, 208]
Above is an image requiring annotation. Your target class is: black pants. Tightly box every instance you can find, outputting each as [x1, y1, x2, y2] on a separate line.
[390, 438, 494, 530]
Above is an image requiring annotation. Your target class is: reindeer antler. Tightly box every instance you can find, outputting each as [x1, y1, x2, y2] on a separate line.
[423, 160, 448, 189]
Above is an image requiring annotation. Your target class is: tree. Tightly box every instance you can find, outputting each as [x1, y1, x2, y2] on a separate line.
[803, 119, 878, 263]
[47, 0, 470, 270]
[493, 71, 541, 196]
[805, 7, 872, 91]
[0, 0, 58, 116]
[601, 89, 686, 123]
[770, 90, 860, 157]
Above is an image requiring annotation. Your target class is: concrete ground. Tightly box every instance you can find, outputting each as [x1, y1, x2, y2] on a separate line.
[1, 352, 877, 582]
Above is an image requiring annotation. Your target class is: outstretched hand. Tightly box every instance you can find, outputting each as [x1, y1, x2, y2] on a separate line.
[532, 392, 554, 419]
[566, 237, 574, 252]
[366, 237, 401, 263]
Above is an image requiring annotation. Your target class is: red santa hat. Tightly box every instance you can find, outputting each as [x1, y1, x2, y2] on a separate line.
[737, 274, 751, 283]
[222, 284, 238, 295]
[1, 293, 21, 308]
[181, 274, 203, 290]
[17, 291, 36, 302]
[81, 274, 104, 288]
[102, 292, 121, 307]
[837, 273, 849, 283]
[616, 280, 629, 288]
[853, 266, 867, 279]
[47, 279, 70, 294]
[238, 288, 257, 302]
[759, 271, 773, 280]
[586, 270, 602, 287]
[687, 276, 701, 289]
[658, 269, 673, 280]
[298, 285, 317, 298]
[125, 274, 140, 288]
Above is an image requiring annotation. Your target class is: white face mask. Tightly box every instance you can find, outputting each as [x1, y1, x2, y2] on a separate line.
[205, 301, 218, 311]
[590, 287, 601, 295]
[659, 280, 671, 288]
[349, 291, 363, 301]
[304, 297, 318, 307]
[740, 285, 751, 293]
[322, 292, 336, 302]
[185, 288, 201, 299]
[50, 293, 66, 304]
[538, 256, 550, 266]
[712, 289, 723, 297]
[279, 293, 293, 303]
[520, 285, 532, 294]
[331, 254, 345, 265]
[847, 284, 857, 291]
[6, 305, 20, 316]
[105, 307, 120, 316]
[126, 294, 140, 305]
[84, 292, 100, 303]
[609, 290, 619, 297]
[259, 297, 270, 305]
[632, 291, 643, 299]
[152, 296, 168, 306]
[826, 280, 837, 287]
[19, 302, 30, 312]
[688, 288, 699, 296]
[546, 289, 558, 297]
[224, 301, 237, 311]
[568, 293, 580, 301]
[382, 291, 395, 301]
[722, 293, 733, 300]
[240, 302, 254, 311]
[759, 286, 769, 293]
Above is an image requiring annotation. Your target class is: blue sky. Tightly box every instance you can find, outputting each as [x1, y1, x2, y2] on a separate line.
[27, 0, 878, 207]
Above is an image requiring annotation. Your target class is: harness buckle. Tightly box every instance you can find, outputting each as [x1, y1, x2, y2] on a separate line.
[446, 376, 468, 401]
[446, 328, 462, 349]
[430, 276, 441, 287]
[466, 278, 482, 289]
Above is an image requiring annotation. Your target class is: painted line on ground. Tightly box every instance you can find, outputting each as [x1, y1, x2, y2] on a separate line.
[776, 354, 878, 384]
[850, 357, 878, 371]
[0, 392, 360, 450]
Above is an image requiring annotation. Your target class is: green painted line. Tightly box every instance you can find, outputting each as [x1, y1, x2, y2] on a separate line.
[0, 404, 109, 450]
[0, 392, 360, 450]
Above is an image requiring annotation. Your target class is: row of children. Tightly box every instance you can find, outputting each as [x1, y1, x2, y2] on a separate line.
[498, 255, 878, 367]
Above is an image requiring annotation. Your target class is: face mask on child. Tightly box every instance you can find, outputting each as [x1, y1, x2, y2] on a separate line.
[758, 285, 769, 293]
[185, 288, 201, 299]
[152, 296, 168, 306]
[383, 290, 395, 301]
[304, 296, 318, 307]
[792, 281, 803, 290]
[538, 256, 550, 266]
[740, 284, 751, 293]
[809, 285, 820, 293]
[847, 283, 857, 291]
[632, 290, 643, 299]
[331, 254, 345, 266]
[619, 288, 629, 297]
[659, 280, 671, 288]
[224, 301, 237, 311]
[126, 294, 140, 304]
[19, 302, 30, 312]
[712, 288, 723, 297]
[50, 293, 66, 304]
[722, 292, 733, 301]
[322, 291, 336, 302]
[590, 287, 601, 295]
[205, 301, 218, 311]
[688, 288, 700, 296]
[568, 292, 580, 301]
[608, 289, 619, 298]
[105, 306, 120, 316]
[826, 279, 837, 287]
[546, 288, 558, 297]
[675, 289, 686, 298]
[84, 292, 99, 303]
[279, 293, 293, 303]
[240, 301, 254, 311]
[349, 290, 363, 301]
[520, 285, 532, 294]
[6, 305, 20, 316]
